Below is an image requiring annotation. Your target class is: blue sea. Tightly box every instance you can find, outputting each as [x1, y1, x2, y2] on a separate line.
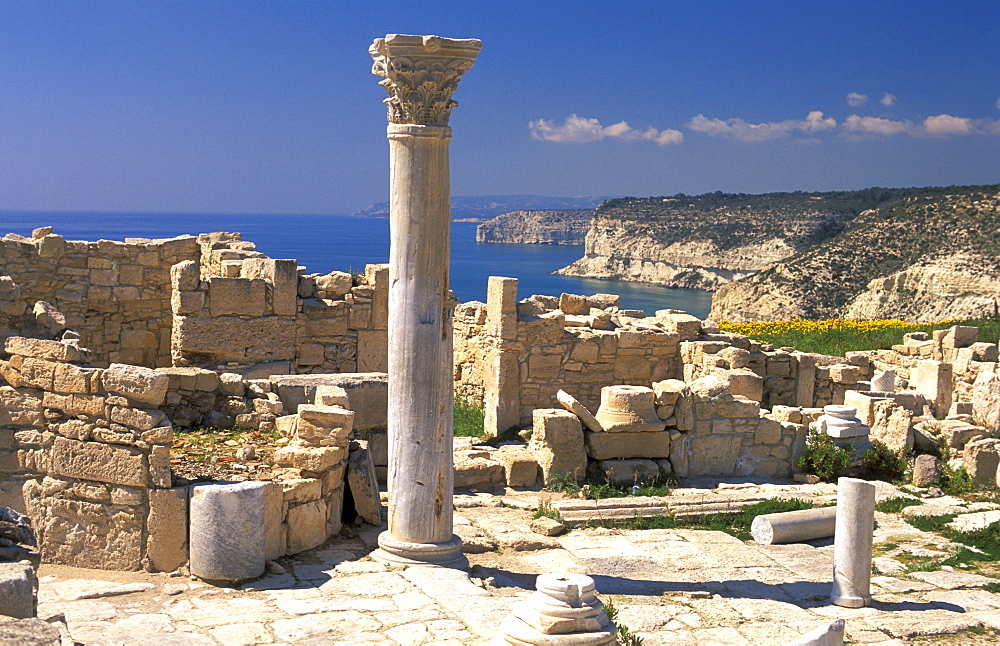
[0, 211, 713, 318]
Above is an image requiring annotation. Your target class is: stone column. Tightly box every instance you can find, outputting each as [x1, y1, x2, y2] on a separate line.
[368, 34, 481, 569]
[830, 477, 876, 608]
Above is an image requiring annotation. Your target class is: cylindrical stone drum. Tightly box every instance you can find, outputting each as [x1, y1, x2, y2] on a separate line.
[189, 481, 266, 582]
[751, 506, 837, 545]
[830, 477, 876, 608]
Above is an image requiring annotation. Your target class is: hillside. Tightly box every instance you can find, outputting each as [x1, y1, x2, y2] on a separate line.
[710, 185, 1000, 322]
[556, 188, 919, 290]
[476, 209, 593, 244]
[352, 195, 608, 222]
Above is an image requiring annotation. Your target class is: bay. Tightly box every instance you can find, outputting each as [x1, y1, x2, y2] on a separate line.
[0, 211, 712, 317]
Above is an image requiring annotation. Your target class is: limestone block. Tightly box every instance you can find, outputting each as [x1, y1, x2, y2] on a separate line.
[556, 389, 602, 432]
[828, 365, 860, 384]
[69, 394, 105, 418]
[843, 390, 892, 427]
[454, 455, 505, 490]
[102, 363, 169, 407]
[296, 404, 353, 445]
[971, 342, 999, 363]
[755, 418, 783, 444]
[32, 495, 144, 570]
[912, 454, 940, 487]
[37, 233, 64, 257]
[286, 500, 328, 554]
[173, 315, 297, 364]
[282, 478, 322, 504]
[270, 259, 299, 316]
[357, 329, 388, 372]
[263, 482, 285, 560]
[315, 385, 350, 408]
[658, 312, 701, 336]
[366, 263, 389, 331]
[688, 434, 740, 475]
[347, 442, 381, 525]
[494, 445, 539, 487]
[18, 357, 56, 390]
[972, 371, 1000, 434]
[50, 437, 148, 487]
[171, 289, 205, 314]
[219, 372, 244, 396]
[314, 271, 353, 298]
[51, 362, 95, 394]
[0, 561, 36, 619]
[110, 406, 167, 431]
[595, 458, 659, 487]
[727, 369, 763, 402]
[585, 429, 670, 460]
[298, 342, 325, 366]
[32, 300, 65, 336]
[911, 360, 953, 418]
[189, 482, 266, 582]
[150, 445, 172, 488]
[486, 277, 520, 340]
[6, 337, 89, 363]
[529, 516, 565, 537]
[207, 277, 267, 317]
[943, 325, 978, 350]
[559, 292, 589, 315]
[530, 408, 587, 483]
[869, 400, 913, 452]
[147, 488, 188, 572]
[651, 379, 685, 406]
[171, 260, 199, 291]
[274, 445, 344, 472]
[964, 438, 1000, 487]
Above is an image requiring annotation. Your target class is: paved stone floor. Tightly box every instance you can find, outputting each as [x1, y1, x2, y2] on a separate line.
[34, 482, 1000, 645]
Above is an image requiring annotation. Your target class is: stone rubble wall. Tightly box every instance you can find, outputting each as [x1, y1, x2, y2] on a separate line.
[0, 228, 203, 368]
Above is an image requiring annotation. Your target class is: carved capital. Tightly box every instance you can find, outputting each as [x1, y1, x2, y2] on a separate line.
[370, 34, 481, 126]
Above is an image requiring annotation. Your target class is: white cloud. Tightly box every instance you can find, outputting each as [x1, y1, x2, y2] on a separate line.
[842, 114, 912, 137]
[528, 114, 683, 146]
[846, 92, 868, 107]
[995, 97, 1000, 110]
[687, 111, 836, 142]
[922, 114, 972, 136]
[880, 93, 897, 106]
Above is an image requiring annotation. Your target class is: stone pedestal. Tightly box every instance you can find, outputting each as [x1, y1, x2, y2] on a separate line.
[830, 477, 875, 608]
[496, 573, 616, 645]
[189, 481, 266, 582]
[368, 34, 480, 569]
[818, 405, 868, 439]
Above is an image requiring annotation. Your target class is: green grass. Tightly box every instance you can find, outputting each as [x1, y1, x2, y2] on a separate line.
[544, 471, 676, 499]
[453, 399, 486, 438]
[620, 498, 814, 541]
[721, 316, 1000, 357]
[875, 497, 922, 514]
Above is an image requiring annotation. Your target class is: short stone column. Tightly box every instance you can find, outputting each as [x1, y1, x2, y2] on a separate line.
[368, 34, 481, 569]
[830, 477, 876, 608]
[496, 573, 616, 645]
[189, 481, 266, 582]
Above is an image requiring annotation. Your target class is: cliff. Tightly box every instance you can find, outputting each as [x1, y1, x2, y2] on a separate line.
[710, 185, 1000, 322]
[476, 209, 594, 244]
[556, 189, 917, 290]
[352, 194, 607, 222]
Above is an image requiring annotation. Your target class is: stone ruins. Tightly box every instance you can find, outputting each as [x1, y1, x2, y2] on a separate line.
[3, 32, 1000, 645]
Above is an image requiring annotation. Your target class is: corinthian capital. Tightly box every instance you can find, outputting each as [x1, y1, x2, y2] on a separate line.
[370, 34, 481, 126]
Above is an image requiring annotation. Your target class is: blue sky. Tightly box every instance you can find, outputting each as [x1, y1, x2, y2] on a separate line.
[0, 1, 997, 214]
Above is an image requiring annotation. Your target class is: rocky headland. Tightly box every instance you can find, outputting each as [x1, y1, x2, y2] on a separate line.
[352, 194, 606, 222]
[475, 209, 593, 244]
[555, 189, 919, 291]
[710, 185, 1000, 323]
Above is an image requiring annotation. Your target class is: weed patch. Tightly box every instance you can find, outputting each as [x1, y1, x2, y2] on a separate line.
[453, 399, 485, 438]
[875, 497, 922, 514]
[797, 427, 852, 481]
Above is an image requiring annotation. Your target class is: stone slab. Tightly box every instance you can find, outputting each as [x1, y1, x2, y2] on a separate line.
[585, 429, 670, 460]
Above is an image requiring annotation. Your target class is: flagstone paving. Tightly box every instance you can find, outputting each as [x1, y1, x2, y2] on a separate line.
[33, 482, 1000, 644]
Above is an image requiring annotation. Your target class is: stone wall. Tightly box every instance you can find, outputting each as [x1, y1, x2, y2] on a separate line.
[0, 228, 202, 368]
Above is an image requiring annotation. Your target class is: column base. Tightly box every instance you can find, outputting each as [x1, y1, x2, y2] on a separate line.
[371, 532, 468, 570]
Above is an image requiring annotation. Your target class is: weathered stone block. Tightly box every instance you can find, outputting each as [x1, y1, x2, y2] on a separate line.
[488, 277, 519, 339]
[0, 561, 35, 619]
[912, 360, 953, 418]
[346, 443, 381, 525]
[263, 482, 285, 560]
[357, 329, 388, 372]
[595, 458, 660, 487]
[173, 315, 297, 364]
[530, 408, 586, 483]
[494, 445, 538, 487]
[755, 418, 783, 444]
[286, 500, 328, 554]
[274, 445, 344, 471]
[964, 438, 1000, 487]
[171, 289, 205, 314]
[296, 404, 353, 445]
[102, 363, 169, 407]
[208, 277, 267, 317]
[651, 379, 685, 406]
[50, 437, 147, 487]
[584, 429, 670, 460]
[454, 455, 505, 490]
[170, 260, 199, 291]
[148, 488, 188, 572]
[51, 362, 95, 394]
